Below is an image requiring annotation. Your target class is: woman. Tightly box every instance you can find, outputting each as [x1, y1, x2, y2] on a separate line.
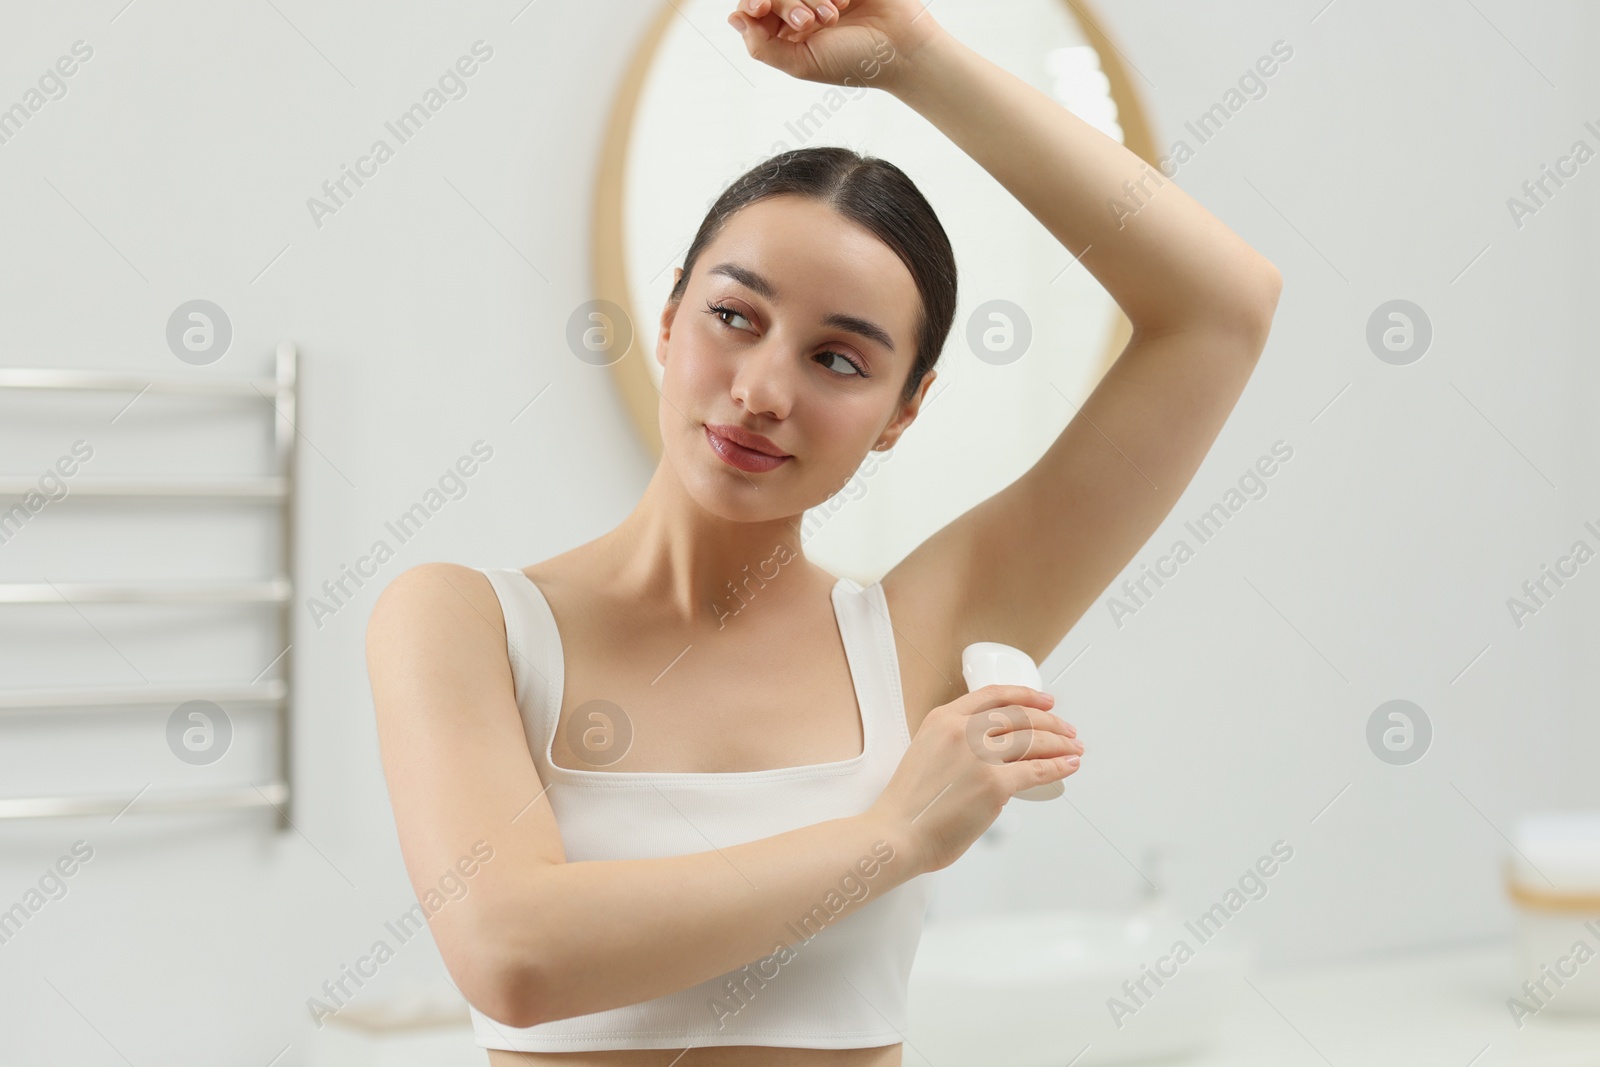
[367, 0, 1280, 1063]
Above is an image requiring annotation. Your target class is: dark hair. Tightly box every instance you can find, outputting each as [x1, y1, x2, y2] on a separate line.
[668, 146, 955, 404]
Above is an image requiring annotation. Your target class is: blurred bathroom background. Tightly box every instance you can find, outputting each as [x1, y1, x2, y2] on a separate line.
[2, 0, 1599, 1063]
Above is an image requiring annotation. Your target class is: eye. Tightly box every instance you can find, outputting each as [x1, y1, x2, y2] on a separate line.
[704, 300, 870, 379]
[704, 301, 751, 331]
[815, 350, 868, 378]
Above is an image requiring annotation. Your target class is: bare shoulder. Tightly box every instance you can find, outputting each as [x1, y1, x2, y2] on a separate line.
[367, 561, 508, 654]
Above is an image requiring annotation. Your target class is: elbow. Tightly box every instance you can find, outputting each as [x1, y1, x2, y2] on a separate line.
[449, 905, 550, 1029]
[1247, 260, 1283, 340]
[1144, 261, 1282, 349]
[476, 955, 546, 1030]
[1218, 260, 1281, 355]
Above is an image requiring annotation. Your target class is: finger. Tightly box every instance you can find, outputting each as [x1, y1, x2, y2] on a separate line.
[1030, 715, 1083, 753]
[781, 0, 843, 41]
[1004, 704, 1077, 738]
[727, 9, 784, 53]
[775, 19, 816, 44]
[974, 706, 1076, 745]
[1004, 752, 1082, 794]
[962, 684, 1056, 715]
[983, 714, 1083, 760]
[808, 1, 840, 25]
[767, 0, 819, 33]
[737, 5, 798, 42]
[966, 706, 1080, 767]
[1017, 706, 1076, 740]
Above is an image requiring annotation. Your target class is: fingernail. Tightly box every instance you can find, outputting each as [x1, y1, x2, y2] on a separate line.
[1066, 756, 1081, 767]
[790, 7, 812, 27]
[728, 13, 746, 29]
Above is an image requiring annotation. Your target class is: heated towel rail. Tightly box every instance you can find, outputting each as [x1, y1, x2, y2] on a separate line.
[0, 341, 298, 830]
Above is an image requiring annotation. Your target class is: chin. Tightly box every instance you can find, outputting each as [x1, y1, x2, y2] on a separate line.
[689, 460, 800, 521]
[675, 429, 812, 522]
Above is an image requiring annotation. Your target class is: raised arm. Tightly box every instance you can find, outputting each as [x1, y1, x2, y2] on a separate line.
[878, 13, 1282, 667]
[726, 0, 1281, 670]
[366, 563, 930, 1028]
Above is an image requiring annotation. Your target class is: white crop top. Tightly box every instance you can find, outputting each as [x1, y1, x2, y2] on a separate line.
[469, 565, 939, 1053]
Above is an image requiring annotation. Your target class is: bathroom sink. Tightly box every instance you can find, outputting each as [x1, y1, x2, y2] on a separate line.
[903, 907, 1251, 1066]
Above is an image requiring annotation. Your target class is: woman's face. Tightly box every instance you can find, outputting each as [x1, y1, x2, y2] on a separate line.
[655, 194, 933, 522]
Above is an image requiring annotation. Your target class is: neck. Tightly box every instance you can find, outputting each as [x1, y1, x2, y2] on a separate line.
[592, 455, 811, 627]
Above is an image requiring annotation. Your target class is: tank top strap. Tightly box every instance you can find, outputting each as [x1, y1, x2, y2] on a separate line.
[477, 566, 561, 774]
[479, 565, 911, 775]
[830, 576, 913, 752]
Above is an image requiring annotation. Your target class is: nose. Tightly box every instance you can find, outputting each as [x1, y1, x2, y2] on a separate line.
[729, 339, 795, 421]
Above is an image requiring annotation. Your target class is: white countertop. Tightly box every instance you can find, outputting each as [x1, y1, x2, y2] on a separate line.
[1172, 942, 1600, 1066]
[305, 940, 1600, 1067]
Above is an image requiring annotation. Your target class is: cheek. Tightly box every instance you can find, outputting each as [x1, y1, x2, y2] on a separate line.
[663, 333, 722, 399]
[807, 402, 881, 466]
[659, 342, 730, 455]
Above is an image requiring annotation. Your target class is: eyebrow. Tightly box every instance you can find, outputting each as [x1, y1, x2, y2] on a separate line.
[706, 261, 897, 354]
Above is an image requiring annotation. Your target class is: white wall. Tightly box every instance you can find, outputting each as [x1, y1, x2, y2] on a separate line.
[0, 1, 1594, 1062]
[944, 0, 1600, 969]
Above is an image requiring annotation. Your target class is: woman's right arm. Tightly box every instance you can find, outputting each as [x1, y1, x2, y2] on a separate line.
[367, 563, 953, 1028]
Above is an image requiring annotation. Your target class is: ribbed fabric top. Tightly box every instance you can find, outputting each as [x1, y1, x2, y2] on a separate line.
[468, 566, 938, 1052]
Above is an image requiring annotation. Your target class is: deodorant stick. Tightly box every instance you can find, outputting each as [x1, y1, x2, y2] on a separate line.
[961, 641, 1065, 801]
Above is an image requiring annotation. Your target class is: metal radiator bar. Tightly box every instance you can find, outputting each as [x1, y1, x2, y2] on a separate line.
[0, 680, 287, 712]
[0, 781, 290, 821]
[0, 476, 287, 499]
[0, 342, 299, 829]
[0, 580, 291, 604]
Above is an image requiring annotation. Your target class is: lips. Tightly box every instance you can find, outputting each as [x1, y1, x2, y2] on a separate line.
[704, 425, 791, 473]
[705, 423, 789, 457]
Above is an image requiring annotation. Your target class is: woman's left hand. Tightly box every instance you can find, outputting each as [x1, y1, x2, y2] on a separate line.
[725, 0, 947, 93]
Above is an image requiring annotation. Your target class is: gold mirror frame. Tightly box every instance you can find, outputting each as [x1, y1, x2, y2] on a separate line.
[593, 0, 1159, 457]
